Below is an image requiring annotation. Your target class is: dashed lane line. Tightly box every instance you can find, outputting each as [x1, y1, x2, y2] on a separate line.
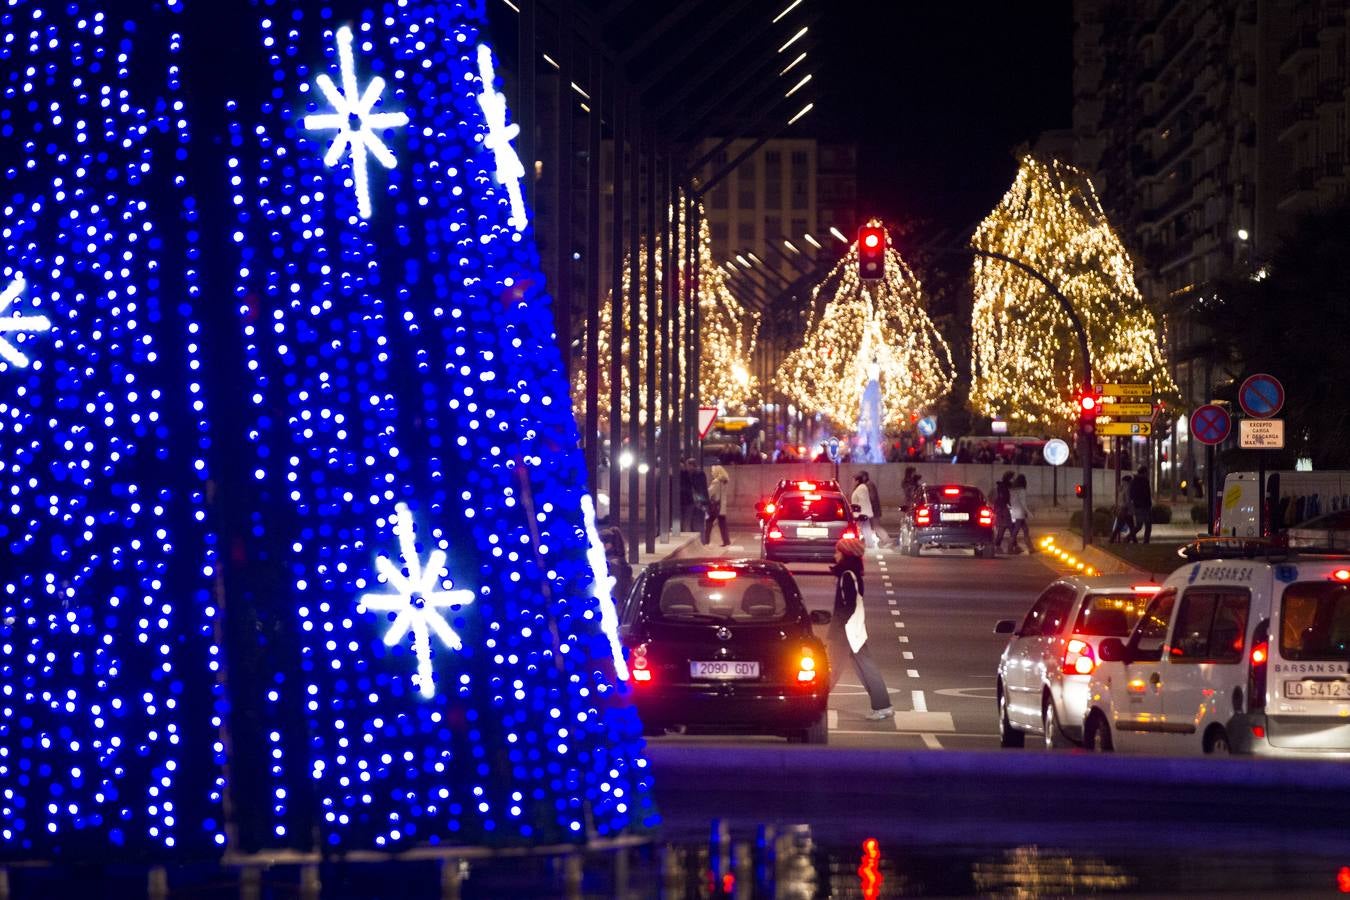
[902, 651, 914, 660]
[911, 690, 927, 712]
[906, 668, 920, 678]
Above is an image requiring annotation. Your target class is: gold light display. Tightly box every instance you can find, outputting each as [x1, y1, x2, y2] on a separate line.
[970, 155, 1179, 433]
[572, 205, 759, 429]
[777, 220, 954, 429]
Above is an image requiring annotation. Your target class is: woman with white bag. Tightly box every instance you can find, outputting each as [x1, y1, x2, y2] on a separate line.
[827, 537, 894, 720]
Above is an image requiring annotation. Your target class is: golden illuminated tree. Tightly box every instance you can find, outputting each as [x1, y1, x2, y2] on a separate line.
[970, 155, 1179, 433]
[572, 208, 758, 429]
[778, 221, 954, 430]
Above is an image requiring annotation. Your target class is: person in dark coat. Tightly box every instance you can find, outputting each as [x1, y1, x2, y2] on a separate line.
[992, 471, 1014, 553]
[828, 537, 893, 720]
[1128, 466, 1154, 543]
[679, 457, 709, 533]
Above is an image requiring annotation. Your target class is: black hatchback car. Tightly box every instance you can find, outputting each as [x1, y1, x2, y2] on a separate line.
[896, 484, 996, 557]
[619, 558, 832, 743]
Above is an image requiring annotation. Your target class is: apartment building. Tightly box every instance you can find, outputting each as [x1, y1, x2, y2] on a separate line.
[1073, 0, 1349, 490]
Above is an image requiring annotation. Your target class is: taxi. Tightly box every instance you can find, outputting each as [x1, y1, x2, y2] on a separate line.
[1083, 548, 1350, 757]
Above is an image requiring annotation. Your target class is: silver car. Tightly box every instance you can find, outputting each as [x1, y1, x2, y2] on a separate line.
[994, 575, 1156, 748]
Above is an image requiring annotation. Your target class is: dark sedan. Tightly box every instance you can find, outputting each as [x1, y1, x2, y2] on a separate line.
[896, 484, 996, 557]
[761, 488, 858, 563]
[619, 558, 832, 743]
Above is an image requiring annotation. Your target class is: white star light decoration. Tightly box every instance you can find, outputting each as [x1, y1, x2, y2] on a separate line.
[475, 44, 528, 232]
[580, 494, 629, 681]
[0, 274, 51, 369]
[303, 25, 409, 220]
[358, 502, 473, 699]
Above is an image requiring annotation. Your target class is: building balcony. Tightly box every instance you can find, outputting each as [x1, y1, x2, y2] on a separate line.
[1319, 79, 1346, 104]
[1277, 99, 1317, 141]
[1277, 166, 1320, 212]
[1318, 153, 1347, 185]
[1280, 25, 1319, 69]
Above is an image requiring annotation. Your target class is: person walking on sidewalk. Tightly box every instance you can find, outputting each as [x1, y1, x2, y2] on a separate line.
[851, 472, 879, 549]
[1110, 475, 1136, 543]
[1009, 473, 1034, 553]
[828, 537, 894, 721]
[992, 471, 1015, 553]
[702, 465, 731, 547]
[1128, 465, 1154, 544]
[679, 458, 709, 533]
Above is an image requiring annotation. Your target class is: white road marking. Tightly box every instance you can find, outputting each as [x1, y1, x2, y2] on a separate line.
[893, 621, 904, 628]
[920, 733, 942, 749]
[899, 635, 909, 643]
[828, 708, 839, 730]
[902, 651, 914, 660]
[906, 668, 920, 678]
[911, 689, 927, 711]
[890, 609, 900, 616]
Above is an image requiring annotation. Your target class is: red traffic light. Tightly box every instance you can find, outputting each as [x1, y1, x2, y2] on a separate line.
[1079, 394, 1097, 413]
[858, 225, 885, 280]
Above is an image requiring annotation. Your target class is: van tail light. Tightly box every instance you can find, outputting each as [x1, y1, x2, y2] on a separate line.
[1247, 620, 1269, 712]
[977, 506, 993, 527]
[767, 528, 784, 540]
[1061, 638, 1097, 675]
[796, 647, 818, 683]
[914, 506, 931, 526]
[631, 643, 653, 684]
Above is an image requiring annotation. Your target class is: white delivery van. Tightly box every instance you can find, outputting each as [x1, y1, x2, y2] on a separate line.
[1083, 552, 1350, 757]
[1216, 470, 1350, 537]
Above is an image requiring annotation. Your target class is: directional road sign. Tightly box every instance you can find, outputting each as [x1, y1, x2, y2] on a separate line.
[1093, 383, 1152, 397]
[1101, 403, 1153, 417]
[916, 415, 937, 437]
[1189, 404, 1231, 446]
[697, 406, 718, 439]
[826, 437, 841, 462]
[1098, 422, 1152, 437]
[1239, 418, 1284, 449]
[1239, 373, 1284, 419]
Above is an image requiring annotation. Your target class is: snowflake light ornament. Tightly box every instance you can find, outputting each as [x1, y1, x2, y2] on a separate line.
[303, 25, 409, 220]
[475, 44, 528, 232]
[0, 274, 52, 369]
[358, 502, 473, 698]
[580, 494, 628, 681]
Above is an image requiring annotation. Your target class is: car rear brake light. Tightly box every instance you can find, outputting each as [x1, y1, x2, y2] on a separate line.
[631, 644, 652, 683]
[1062, 638, 1096, 675]
[941, 486, 961, 496]
[764, 502, 776, 515]
[1132, 584, 1163, 594]
[977, 506, 993, 526]
[914, 506, 931, 526]
[803, 493, 822, 501]
[797, 648, 818, 683]
[1333, 568, 1350, 582]
[767, 528, 784, 540]
[841, 526, 859, 539]
[706, 569, 737, 581]
[1248, 620, 1269, 713]
[796, 481, 817, 490]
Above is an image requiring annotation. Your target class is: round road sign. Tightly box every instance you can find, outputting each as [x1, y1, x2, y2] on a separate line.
[1189, 404, 1231, 446]
[916, 415, 937, 437]
[1042, 438, 1070, 466]
[1238, 373, 1284, 419]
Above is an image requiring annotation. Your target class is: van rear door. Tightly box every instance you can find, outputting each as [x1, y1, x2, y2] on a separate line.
[1267, 571, 1350, 751]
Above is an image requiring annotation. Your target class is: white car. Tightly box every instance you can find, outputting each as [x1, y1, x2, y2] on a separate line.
[1084, 553, 1350, 757]
[995, 576, 1156, 748]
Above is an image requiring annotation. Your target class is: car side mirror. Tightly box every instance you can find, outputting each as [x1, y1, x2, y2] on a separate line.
[1097, 637, 1128, 663]
[809, 610, 832, 626]
[994, 619, 1017, 635]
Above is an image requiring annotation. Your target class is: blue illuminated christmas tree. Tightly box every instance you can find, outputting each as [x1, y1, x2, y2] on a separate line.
[0, 0, 654, 859]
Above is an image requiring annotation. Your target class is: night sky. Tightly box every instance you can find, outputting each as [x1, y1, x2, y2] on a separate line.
[816, 1, 1074, 239]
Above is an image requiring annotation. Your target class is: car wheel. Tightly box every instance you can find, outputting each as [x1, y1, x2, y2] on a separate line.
[801, 714, 828, 745]
[1205, 727, 1231, 754]
[998, 686, 1024, 748]
[908, 538, 921, 558]
[1084, 711, 1113, 752]
[1042, 699, 1070, 750]
[979, 543, 995, 559]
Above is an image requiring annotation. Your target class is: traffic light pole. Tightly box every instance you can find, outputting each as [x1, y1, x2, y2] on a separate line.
[921, 243, 1096, 547]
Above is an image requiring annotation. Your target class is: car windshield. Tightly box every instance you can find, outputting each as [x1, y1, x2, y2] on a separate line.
[774, 494, 847, 522]
[1279, 582, 1350, 660]
[653, 573, 791, 623]
[1073, 593, 1151, 636]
